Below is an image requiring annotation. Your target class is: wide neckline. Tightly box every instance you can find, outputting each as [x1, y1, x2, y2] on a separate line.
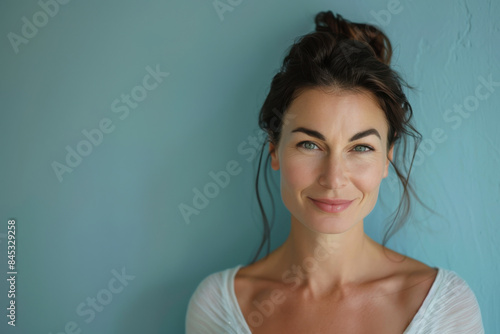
[227, 264, 442, 333]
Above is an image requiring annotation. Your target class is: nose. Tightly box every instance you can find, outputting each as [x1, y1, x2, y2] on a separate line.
[318, 153, 348, 189]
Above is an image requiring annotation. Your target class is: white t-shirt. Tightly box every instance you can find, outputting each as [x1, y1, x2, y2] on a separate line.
[186, 264, 484, 333]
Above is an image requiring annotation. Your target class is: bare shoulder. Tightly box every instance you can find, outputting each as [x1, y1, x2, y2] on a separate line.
[234, 259, 280, 295]
[393, 250, 437, 283]
[381, 245, 437, 278]
[380, 249, 439, 304]
[233, 264, 256, 306]
[234, 260, 284, 317]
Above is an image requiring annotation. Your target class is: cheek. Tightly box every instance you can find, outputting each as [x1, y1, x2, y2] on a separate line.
[279, 153, 319, 195]
[347, 157, 386, 192]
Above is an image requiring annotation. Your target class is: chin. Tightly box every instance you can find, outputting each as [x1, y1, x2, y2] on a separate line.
[292, 211, 362, 235]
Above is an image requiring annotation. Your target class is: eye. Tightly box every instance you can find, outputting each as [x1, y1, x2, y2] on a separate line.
[352, 145, 373, 152]
[297, 141, 319, 150]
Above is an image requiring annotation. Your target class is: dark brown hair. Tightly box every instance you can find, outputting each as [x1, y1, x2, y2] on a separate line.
[250, 11, 422, 264]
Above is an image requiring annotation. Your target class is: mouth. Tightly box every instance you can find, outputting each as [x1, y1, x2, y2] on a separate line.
[308, 197, 354, 213]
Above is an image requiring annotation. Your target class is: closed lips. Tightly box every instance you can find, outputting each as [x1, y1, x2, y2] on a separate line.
[310, 198, 353, 205]
[308, 197, 354, 213]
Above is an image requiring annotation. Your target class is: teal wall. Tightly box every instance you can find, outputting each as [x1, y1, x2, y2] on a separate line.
[0, 0, 498, 333]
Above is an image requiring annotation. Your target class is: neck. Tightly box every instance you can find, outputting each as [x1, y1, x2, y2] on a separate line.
[272, 215, 385, 297]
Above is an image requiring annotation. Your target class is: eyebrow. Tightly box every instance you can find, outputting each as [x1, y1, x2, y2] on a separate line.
[291, 127, 381, 142]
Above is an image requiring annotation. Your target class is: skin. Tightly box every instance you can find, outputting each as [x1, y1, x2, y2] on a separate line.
[234, 87, 438, 333]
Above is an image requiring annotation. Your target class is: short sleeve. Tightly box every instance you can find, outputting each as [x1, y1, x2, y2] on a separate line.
[186, 273, 226, 333]
[426, 270, 484, 333]
[185, 270, 247, 334]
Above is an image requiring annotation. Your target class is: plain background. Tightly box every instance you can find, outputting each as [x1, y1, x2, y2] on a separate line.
[0, 0, 498, 333]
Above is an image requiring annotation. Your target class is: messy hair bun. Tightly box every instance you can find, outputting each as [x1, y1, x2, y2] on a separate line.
[251, 10, 422, 264]
[315, 11, 392, 65]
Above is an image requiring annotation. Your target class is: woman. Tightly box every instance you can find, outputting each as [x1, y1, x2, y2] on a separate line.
[186, 11, 484, 333]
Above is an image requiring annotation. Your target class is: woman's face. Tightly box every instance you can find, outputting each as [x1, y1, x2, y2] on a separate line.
[270, 87, 393, 234]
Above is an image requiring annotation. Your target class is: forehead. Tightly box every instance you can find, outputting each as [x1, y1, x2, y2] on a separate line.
[283, 88, 389, 140]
